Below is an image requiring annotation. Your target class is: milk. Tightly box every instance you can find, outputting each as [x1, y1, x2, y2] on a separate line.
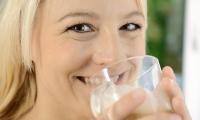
[90, 83, 172, 120]
[126, 88, 172, 119]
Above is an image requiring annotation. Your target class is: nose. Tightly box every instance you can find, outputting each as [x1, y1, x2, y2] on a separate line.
[92, 29, 125, 66]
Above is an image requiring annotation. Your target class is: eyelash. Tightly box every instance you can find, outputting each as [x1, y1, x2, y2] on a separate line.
[120, 23, 141, 31]
[65, 22, 95, 33]
[64, 22, 141, 33]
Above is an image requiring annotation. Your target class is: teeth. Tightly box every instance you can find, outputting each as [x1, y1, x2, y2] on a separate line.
[75, 74, 122, 85]
[84, 77, 90, 84]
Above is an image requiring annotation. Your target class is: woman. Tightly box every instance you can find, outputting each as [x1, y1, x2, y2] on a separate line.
[0, 0, 191, 120]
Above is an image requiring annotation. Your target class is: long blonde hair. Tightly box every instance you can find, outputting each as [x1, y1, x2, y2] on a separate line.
[0, 0, 147, 120]
[0, 0, 40, 119]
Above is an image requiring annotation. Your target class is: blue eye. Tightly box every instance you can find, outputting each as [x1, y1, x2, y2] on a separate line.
[66, 23, 94, 33]
[120, 23, 141, 31]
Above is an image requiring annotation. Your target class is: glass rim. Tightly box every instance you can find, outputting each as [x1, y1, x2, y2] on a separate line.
[86, 55, 160, 85]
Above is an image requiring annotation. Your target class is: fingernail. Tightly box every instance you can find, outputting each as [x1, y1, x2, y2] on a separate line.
[170, 114, 181, 120]
[168, 67, 174, 73]
[163, 66, 176, 78]
[163, 66, 172, 72]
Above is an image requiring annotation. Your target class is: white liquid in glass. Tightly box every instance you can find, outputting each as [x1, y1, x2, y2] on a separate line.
[90, 82, 172, 120]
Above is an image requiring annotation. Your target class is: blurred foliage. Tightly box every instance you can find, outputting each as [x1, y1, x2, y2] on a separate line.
[146, 0, 185, 73]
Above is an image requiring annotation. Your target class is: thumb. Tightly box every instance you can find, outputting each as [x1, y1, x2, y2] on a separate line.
[108, 88, 146, 120]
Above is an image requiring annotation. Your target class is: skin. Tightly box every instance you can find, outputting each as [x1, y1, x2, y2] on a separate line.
[19, 0, 191, 120]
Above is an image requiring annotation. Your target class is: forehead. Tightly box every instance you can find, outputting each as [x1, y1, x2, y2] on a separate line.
[41, 0, 144, 20]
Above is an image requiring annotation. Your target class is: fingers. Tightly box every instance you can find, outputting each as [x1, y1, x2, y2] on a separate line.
[172, 96, 192, 120]
[136, 112, 182, 120]
[109, 88, 146, 120]
[161, 66, 192, 120]
[160, 66, 183, 99]
[162, 66, 176, 80]
[106, 66, 191, 120]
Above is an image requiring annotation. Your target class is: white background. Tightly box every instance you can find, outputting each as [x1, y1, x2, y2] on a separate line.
[183, 0, 200, 120]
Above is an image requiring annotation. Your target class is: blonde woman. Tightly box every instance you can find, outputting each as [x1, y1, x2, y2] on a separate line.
[0, 0, 191, 120]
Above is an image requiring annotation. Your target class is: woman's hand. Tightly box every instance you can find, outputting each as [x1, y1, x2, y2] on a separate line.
[108, 66, 192, 120]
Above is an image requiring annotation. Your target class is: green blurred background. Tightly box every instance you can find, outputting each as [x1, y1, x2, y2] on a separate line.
[147, 0, 185, 87]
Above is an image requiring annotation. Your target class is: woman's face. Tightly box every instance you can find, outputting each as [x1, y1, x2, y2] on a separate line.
[32, 0, 146, 118]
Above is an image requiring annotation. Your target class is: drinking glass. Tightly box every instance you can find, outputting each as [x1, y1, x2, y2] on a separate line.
[87, 55, 172, 120]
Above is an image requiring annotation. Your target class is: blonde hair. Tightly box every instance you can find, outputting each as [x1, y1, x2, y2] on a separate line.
[137, 0, 148, 25]
[0, 0, 40, 120]
[0, 0, 147, 120]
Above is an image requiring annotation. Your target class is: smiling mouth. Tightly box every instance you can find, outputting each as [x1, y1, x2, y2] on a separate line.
[74, 72, 126, 85]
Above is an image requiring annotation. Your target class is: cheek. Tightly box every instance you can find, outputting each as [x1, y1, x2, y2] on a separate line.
[41, 39, 91, 74]
[124, 35, 146, 57]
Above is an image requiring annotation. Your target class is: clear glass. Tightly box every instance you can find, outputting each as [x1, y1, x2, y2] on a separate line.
[87, 55, 172, 120]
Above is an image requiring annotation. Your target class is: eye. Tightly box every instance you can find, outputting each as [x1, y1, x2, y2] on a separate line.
[66, 23, 94, 33]
[120, 23, 141, 31]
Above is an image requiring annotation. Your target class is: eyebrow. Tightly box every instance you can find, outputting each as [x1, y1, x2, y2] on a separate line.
[57, 11, 99, 22]
[57, 11, 144, 23]
[123, 11, 145, 19]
